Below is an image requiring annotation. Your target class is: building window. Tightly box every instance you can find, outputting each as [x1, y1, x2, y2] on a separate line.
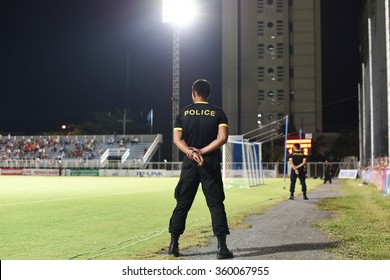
[266, 21, 276, 39]
[277, 90, 284, 104]
[277, 66, 284, 82]
[257, 21, 264, 36]
[257, 113, 264, 126]
[276, 0, 283, 12]
[267, 0, 274, 5]
[257, 90, 265, 105]
[257, 0, 264, 14]
[277, 43, 284, 58]
[257, 67, 265, 82]
[267, 67, 275, 81]
[267, 44, 275, 53]
[267, 90, 275, 98]
[258, 44, 265, 59]
[276, 20, 284, 35]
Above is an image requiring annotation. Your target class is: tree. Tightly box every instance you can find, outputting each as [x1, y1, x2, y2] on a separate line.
[74, 109, 149, 135]
[330, 128, 359, 161]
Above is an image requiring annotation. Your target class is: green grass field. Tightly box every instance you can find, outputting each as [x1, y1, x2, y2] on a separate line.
[0, 176, 320, 260]
[318, 179, 390, 260]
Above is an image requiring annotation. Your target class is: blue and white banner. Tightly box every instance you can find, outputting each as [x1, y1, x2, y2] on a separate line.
[338, 169, 358, 179]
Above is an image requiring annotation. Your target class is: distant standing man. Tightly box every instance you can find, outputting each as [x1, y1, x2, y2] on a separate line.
[324, 160, 333, 184]
[289, 143, 308, 200]
[168, 79, 233, 259]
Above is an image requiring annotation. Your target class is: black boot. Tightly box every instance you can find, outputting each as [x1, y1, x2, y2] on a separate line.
[168, 233, 180, 257]
[217, 235, 233, 259]
[303, 192, 309, 200]
[289, 192, 294, 200]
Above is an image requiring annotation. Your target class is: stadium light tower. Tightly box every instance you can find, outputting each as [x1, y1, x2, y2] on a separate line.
[162, 0, 197, 162]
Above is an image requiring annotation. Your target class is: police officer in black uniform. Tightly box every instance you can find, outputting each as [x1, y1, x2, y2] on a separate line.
[289, 143, 308, 200]
[168, 79, 233, 259]
[323, 160, 333, 184]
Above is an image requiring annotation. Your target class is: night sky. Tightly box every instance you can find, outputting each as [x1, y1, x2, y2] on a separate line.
[0, 0, 222, 136]
[1, 0, 360, 136]
[321, 0, 362, 132]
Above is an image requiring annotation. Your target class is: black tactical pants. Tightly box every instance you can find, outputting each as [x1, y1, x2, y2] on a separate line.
[289, 168, 307, 193]
[169, 156, 230, 236]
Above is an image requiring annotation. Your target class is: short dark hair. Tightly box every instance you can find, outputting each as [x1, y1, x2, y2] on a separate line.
[293, 143, 300, 150]
[192, 79, 211, 99]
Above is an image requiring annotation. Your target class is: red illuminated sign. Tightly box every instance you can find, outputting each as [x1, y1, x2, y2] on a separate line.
[286, 139, 312, 156]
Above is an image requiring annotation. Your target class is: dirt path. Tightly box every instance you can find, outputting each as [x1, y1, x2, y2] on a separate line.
[181, 180, 342, 260]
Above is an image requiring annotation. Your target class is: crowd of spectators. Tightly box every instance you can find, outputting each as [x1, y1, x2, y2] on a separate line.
[0, 135, 97, 162]
[361, 156, 390, 170]
[0, 134, 152, 170]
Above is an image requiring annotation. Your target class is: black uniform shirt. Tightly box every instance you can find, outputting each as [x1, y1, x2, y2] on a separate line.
[174, 101, 228, 153]
[289, 150, 306, 169]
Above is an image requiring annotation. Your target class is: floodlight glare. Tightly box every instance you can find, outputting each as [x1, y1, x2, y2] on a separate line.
[162, 0, 198, 162]
[162, 0, 197, 25]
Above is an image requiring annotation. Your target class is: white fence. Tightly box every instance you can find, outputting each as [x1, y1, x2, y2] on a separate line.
[0, 160, 340, 178]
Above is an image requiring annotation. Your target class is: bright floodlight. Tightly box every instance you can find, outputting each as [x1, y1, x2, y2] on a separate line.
[162, 0, 197, 25]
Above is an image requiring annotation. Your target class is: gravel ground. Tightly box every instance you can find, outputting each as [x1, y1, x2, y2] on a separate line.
[180, 180, 342, 260]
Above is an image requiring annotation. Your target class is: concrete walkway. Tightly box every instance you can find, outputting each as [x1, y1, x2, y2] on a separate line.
[181, 180, 342, 260]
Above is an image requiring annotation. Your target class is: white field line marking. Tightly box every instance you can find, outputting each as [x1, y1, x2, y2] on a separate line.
[68, 218, 207, 260]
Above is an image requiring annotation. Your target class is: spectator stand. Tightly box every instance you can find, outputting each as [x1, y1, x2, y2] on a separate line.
[0, 134, 162, 170]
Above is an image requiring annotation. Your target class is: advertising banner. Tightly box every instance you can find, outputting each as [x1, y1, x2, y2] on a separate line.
[99, 169, 166, 177]
[23, 169, 63, 176]
[338, 169, 358, 179]
[384, 168, 390, 195]
[0, 169, 24, 175]
[69, 169, 99, 176]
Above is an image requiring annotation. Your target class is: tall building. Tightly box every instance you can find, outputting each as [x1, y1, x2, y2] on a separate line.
[222, 0, 322, 136]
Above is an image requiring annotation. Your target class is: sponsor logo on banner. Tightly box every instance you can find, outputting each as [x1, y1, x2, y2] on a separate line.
[99, 169, 165, 177]
[23, 169, 62, 176]
[1, 169, 24, 175]
[70, 169, 99, 176]
[385, 168, 390, 195]
[338, 169, 358, 179]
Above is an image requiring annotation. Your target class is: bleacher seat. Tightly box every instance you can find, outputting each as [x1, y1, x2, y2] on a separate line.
[0, 134, 162, 170]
